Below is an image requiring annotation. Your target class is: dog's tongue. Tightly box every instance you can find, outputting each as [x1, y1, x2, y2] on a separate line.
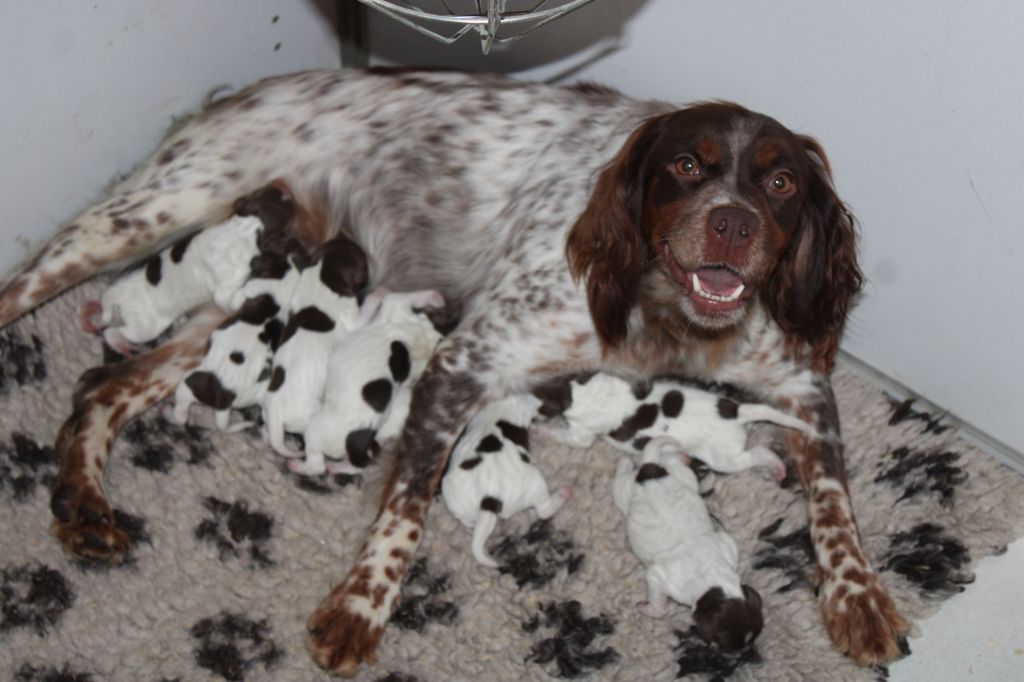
[696, 268, 744, 296]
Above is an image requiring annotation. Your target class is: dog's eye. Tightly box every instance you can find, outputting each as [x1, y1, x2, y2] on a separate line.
[674, 155, 701, 177]
[767, 171, 796, 196]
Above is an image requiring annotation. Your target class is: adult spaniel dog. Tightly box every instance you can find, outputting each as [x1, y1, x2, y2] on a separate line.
[0, 69, 906, 676]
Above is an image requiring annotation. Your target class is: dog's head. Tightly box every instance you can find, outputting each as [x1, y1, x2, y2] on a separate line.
[567, 103, 862, 369]
[693, 584, 764, 652]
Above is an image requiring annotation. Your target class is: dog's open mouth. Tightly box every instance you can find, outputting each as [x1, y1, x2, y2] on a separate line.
[660, 244, 747, 316]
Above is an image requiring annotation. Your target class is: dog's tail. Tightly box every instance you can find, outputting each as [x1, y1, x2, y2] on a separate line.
[471, 503, 501, 568]
[736, 404, 818, 437]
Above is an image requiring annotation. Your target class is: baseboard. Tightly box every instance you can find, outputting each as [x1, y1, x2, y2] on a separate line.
[837, 350, 1024, 476]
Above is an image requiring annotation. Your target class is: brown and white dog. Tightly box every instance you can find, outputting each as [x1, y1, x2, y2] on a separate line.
[0, 69, 906, 676]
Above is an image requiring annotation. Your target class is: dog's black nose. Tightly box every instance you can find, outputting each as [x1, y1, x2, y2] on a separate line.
[708, 206, 759, 243]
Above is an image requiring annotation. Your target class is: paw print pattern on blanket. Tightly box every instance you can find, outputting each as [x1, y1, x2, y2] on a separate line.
[194, 498, 275, 569]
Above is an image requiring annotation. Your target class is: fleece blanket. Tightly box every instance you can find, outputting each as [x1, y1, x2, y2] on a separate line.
[2, 280, 1023, 682]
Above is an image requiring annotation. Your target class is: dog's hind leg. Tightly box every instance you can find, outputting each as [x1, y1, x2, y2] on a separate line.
[0, 182, 240, 329]
[0, 97, 291, 329]
[49, 304, 228, 561]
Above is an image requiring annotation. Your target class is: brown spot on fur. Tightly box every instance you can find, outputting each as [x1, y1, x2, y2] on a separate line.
[108, 403, 128, 430]
[842, 567, 869, 584]
[755, 142, 781, 168]
[371, 584, 389, 609]
[696, 138, 720, 165]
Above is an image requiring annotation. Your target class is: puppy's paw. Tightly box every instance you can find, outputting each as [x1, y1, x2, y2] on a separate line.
[102, 327, 138, 357]
[638, 599, 669, 619]
[287, 458, 326, 477]
[77, 299, 103, 334]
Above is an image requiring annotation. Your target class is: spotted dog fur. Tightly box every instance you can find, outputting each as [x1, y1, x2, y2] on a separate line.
[49, 306, 227, 560]
[543, 372, 820, 480]
[294, 289, 445, 476]
[442, 394, 572, 567]
[0, 69, 905, 674]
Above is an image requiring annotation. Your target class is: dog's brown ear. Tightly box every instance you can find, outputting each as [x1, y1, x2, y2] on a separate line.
[763, 136, 864, 371]
[566, 114, 667, 349]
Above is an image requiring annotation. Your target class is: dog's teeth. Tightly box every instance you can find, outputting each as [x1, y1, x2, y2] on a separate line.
[691, 273, 703, 293]
[727, 284, 745, 302]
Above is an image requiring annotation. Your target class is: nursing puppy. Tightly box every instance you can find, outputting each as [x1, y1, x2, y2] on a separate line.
[543, 373, 818, 480]
[263, 236, 368, 456]
[79, 184, 298, 355]
[79, 214, 263, 355]
[613, 437, 763, 651]
[169, 293, 281, 432]
[292, 289, 445, 476]
[441, 394, 572, 568]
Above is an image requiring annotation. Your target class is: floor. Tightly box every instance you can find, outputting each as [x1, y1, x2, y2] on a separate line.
[837, 354, 1024, 680]
[889, 537, 1024, 680]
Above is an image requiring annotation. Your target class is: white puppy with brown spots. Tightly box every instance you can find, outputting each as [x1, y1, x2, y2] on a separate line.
[167, 253, 301, 432]
[290, 288, 446, 476]
[262, 236, 368, 456]
[80, 214, 265, 355]
[442, 393, 572, 567]
[546, 373, 818, 480]
[613, 437, 764, 651]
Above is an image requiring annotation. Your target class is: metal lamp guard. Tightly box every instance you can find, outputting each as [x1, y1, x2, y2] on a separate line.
[355, 0, 598, 54]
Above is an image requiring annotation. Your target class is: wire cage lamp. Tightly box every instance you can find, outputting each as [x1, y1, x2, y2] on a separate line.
[355, 0, 599, 54]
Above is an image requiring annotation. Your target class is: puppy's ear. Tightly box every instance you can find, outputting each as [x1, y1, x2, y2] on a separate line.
[763, 136, 864, 371]
[566, 114, 667, 349]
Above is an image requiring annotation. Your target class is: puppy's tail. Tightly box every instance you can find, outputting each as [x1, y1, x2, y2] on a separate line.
[471, 506, 500, 568]
[736, 405, 818, 437]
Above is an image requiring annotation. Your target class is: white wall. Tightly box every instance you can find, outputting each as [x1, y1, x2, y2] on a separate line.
[363, 0, 1024, 454]
[0, 0, 340, 274]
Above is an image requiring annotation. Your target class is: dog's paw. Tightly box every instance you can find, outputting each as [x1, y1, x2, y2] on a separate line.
[306, 589, 383, 678]
[50, 481, 130, 562]
[822, 571, 909, 665]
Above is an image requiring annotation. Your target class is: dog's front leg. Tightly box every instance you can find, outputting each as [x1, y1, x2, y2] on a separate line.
[777, 376, 909, 665]
[49, 305, 227, 561]
[305, 333, 487, 677]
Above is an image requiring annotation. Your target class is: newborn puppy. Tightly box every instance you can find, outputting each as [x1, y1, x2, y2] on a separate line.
[441, 394, 572, 567]
[263, 236, 368, 456]
[168, 293, 282, 432]
[612, 437, 763, 651]
[291, 289, 445, 476]
[543, 373, 818, 480]
[78, 199, 285, 355]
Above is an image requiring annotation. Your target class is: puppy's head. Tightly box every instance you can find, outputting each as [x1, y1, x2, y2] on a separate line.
[693, 584, 763, 652]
